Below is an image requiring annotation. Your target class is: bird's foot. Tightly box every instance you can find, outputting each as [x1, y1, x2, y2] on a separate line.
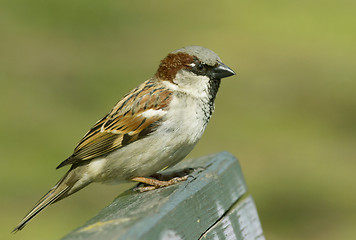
[132, 175, 189, 192]
[132, 167, 205, 192]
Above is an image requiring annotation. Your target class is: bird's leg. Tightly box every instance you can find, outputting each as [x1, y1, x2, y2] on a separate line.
[132, 175, 189, 192]
[150, 167, 196, 180]
[131, 167, 205, 192]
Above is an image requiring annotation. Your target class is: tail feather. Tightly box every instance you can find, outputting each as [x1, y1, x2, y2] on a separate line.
[12, 175, 71, 233]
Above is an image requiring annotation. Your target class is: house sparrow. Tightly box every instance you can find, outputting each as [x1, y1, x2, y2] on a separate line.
[13, 46, 235, 232]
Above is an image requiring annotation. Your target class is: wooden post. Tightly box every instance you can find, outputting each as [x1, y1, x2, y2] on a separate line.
[62, 152, 265, 240]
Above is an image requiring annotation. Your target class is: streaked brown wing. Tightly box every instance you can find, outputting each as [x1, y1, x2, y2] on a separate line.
[56, 80, 172, 169]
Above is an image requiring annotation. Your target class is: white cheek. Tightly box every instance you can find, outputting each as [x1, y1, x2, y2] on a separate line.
[170, 71, 210, 98]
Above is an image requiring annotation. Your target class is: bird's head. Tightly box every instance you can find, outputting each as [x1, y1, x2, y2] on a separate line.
[155, 46, 235, 97]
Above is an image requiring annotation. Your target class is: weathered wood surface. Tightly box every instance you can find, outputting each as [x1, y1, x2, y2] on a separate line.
[62, 152, 264, 240]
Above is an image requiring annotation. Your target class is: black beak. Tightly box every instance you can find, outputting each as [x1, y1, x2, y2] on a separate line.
[210, 61, 236, 79]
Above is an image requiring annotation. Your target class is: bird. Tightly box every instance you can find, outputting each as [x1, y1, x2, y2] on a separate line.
[13, 46, 235, 232]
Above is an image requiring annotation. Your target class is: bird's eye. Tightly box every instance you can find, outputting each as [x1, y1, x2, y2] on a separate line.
[189, 59, 209, 76]
[197, 64, 204, 71]
[191, 62, 207, 75]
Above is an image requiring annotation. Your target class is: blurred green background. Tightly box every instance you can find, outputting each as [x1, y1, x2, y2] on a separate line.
[1, 0, 355, 239]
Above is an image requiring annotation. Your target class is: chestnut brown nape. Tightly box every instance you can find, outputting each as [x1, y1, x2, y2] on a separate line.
[155, 52, 194, 82]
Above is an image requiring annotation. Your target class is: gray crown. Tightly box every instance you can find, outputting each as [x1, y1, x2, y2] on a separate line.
[172, 46, 221, 66]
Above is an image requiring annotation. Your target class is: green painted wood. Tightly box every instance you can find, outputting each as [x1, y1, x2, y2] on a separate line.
[62, 152, 264, 240]
[200, 196, 265, 240]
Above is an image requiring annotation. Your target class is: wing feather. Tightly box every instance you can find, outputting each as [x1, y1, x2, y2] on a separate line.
[56, 80, 172, 169]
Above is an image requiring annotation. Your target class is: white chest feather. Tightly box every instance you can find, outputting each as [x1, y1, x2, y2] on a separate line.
[162, 92, 210, 144]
